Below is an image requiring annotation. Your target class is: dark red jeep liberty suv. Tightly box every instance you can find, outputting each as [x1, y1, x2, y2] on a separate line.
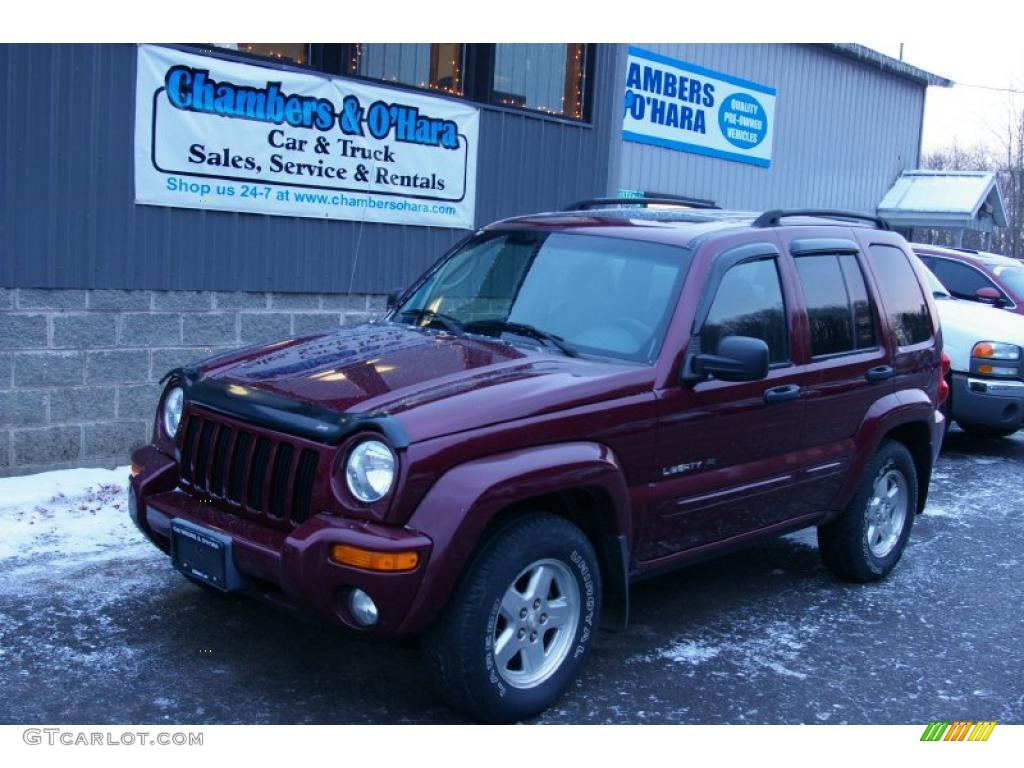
[129, 202, 947, 722]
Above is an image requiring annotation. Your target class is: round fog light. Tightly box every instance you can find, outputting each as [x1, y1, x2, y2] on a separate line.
[348, 589, 379, 627]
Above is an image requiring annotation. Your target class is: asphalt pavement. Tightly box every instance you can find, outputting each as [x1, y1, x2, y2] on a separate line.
[1, 427, 1021, 724]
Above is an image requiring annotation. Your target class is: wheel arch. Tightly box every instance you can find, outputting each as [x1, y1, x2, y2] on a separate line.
[476, 486, 631, 629]
[397, 442, 632, 635]
[883, 420, 933, 514]
[830, 391, 938, 521]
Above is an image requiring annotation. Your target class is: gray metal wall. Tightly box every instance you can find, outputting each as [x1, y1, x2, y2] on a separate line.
[0, 44, 620, 294]
[611, 44, 926, 212]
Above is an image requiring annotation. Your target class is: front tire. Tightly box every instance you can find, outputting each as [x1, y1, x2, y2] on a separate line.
[818, 440, 917, 583]
[422, 513, 602, 723]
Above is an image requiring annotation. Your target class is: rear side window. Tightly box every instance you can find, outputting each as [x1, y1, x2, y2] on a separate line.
[841, 255, 877, 349]
[701, 258, 788, 364]
[866, 245, 933, 347]
[794, 253, 878, 357]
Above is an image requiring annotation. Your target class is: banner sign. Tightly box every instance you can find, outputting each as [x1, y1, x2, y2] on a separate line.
[134, 45, 479, 228]
[622, 47, 776, 168]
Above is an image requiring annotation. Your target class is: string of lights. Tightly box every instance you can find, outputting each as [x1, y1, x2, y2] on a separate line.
[237, 43, 307, 66]
[222, 44, 585, 118]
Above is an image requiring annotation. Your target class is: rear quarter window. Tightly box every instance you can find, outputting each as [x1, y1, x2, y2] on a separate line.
[865, 244, 933, 347]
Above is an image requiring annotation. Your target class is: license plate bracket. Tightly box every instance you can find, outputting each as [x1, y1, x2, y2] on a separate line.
[170, 518, 247, 592]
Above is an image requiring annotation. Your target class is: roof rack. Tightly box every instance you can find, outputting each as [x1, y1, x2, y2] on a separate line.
[565, 193, 720, 212]
[752, 209, 891, 230]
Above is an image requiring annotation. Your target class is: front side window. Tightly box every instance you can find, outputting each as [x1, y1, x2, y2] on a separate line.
[795, 253, 878, 357]
[493, 44, 586, 118]
[395, 231, 691, 362]
[929, 258, 1003, 302]
[701, 259, 788, 364]
[349, 44, 464, 96]
[866, 245, 933, 347]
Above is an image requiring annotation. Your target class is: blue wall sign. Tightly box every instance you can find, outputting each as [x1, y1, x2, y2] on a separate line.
[622, 47, 777, 168]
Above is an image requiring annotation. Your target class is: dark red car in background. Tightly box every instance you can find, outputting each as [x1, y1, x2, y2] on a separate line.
[912, 243, 1024, 315]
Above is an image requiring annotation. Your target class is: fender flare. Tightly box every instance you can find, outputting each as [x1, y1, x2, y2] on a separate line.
[826, 389, 937, 522]
[397, 441, 631, 634]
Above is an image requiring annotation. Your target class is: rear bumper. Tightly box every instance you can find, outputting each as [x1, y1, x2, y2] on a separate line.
[951, 373, 1024, 432]
[130, 445, 432, 636]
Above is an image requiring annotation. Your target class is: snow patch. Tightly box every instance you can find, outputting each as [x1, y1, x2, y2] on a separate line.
[0, 465, 144, 562]
[658, 640, 721, 665]
[781, 529, 818, 549]
[634, 620, 818, 682]
[0, 465, 172, 700]
[0, 465, 132, 510]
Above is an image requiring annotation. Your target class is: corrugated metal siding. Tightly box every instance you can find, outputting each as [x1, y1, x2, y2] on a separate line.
[616, 44, 926, 212]
[1, 44, 618, 293]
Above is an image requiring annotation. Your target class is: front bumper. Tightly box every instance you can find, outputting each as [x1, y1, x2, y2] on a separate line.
[951, 372, 1024, 433]
[129, 445, 432, 636]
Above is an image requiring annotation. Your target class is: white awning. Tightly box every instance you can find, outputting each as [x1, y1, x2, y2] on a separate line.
[878, 170, 1008, 232]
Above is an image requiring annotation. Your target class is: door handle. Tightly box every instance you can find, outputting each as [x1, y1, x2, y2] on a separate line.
[865, 365, 894, 383]
[763, 383, 801, 404]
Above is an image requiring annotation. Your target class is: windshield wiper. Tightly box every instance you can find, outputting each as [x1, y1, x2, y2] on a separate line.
[396, 308, 464, 335]
[464, 319, 579, 358]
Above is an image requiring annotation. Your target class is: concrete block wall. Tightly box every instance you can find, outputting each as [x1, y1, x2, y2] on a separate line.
[0, 288, 385, 477]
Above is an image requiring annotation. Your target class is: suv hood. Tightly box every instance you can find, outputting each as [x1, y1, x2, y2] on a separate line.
[933, 298, 1024, 368]
[196, 323, 652, 442]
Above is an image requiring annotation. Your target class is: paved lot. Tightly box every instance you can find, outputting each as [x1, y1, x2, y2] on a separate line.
[1, 428, 1022, 724]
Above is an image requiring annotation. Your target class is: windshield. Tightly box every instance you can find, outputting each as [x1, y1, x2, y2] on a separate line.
[394, 231, 692, 362]
[993, 264, 1024, 297]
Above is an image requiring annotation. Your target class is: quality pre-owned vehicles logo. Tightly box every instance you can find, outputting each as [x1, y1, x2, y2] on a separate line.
[920, 720, 996, 741]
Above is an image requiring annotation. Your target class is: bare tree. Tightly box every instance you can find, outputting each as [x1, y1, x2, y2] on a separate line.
[918, 142, 997, 250]
[997, 98, 1024, 257]
[915, 96, 1024, 257]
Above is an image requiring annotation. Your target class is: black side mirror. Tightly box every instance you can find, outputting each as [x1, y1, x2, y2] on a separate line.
[683, 336, 770, 384]
[386, 289, 403, 310]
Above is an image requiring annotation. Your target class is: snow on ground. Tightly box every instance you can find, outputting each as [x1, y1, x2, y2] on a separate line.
[0, 465, 142, 561]
[629, 618, 820, 681]
[0, 466, 171, 690]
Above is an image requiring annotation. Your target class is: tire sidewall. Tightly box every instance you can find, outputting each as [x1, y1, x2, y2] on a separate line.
[471, 524, 601, 721]
[856, 444, 917, 577]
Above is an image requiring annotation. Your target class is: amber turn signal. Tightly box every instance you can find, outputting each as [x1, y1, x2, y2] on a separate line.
[330, 545, 419, 572]
[973, 342, 996, 358]
[131, 464, 142, 476]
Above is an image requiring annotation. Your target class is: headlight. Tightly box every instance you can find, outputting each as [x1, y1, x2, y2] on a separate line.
[162, 387, 184, 437]
[345, 440, 395, 503]
[972, 341, 1021, 361]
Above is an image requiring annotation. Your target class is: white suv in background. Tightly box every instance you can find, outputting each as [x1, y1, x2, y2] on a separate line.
[919, 264, 1024, 438]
